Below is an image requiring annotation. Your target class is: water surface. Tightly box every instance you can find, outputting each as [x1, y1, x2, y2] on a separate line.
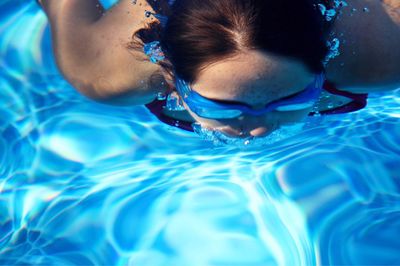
[0, 1, 400, 265]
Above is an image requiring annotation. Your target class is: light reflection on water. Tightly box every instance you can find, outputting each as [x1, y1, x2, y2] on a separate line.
[0, 1, 400, 265]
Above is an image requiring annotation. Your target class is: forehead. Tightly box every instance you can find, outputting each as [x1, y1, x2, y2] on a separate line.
[191, 50, 314, 105]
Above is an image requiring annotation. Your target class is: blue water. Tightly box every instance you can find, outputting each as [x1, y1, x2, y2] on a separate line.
[1, 1, 400, 265]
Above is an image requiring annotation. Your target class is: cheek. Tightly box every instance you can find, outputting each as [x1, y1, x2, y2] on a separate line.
[188, 106, 311, 132]
[272, 109, 311, 123]
[200, 119, 230, 130]
[186, 108, 223, 128]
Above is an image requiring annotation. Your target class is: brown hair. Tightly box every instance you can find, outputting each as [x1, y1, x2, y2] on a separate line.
[130, 0, 329, 84]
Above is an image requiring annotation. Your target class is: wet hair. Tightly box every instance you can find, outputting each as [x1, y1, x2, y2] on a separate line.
[130, 0, 330, 83]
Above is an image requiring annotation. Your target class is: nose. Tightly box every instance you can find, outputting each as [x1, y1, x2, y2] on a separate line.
[220, 122, 276, 138]
[249, 126, 270, 137]
[244, 116, 277, 137]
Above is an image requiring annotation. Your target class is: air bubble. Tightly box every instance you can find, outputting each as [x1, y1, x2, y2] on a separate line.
[324, 38, 341, 65]
[333, 0, 348, 8]
[318, 4, 337, 21]
[157, 92, 166, 100]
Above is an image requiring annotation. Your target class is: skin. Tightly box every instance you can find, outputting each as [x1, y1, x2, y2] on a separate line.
[325, 0, 400, 92]
[38, 0, 166, 104]
[187, 51, 317, 137]
[39, 0, 400, 137]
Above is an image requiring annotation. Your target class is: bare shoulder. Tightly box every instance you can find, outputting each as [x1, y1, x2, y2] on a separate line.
[86, 0, 168, 104]
[381, 0, 400, 24]
[325, 0, 400, 93]
[43, 0, 170, 105]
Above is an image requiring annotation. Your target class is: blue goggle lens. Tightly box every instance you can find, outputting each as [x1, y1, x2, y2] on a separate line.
[176, 75, 324, 120]
[193, 107, 243, 119]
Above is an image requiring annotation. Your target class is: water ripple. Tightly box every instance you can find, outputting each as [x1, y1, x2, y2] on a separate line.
[1, 1, 400, 265]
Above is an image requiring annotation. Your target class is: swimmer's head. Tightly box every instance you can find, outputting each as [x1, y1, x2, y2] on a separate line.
[177, 50, 323, 138]
[133, 0, 329, 139]
[162, 0, 328, 81]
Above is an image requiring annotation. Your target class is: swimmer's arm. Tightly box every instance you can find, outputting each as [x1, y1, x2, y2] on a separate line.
[326, 0, 400, 93]
[39, 0, 165, 105]
[381, 0, 400, 25]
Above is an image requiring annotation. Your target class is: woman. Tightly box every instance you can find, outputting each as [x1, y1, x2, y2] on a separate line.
[38, 0, 399, 143]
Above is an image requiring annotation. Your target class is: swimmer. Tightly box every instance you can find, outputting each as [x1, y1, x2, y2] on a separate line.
[38, 0, 399, 142]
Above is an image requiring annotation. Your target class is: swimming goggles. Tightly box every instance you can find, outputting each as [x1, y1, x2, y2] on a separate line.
[175, 74, 325, 119]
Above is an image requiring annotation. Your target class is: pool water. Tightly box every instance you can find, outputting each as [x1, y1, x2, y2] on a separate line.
[1, 1, 400, 265]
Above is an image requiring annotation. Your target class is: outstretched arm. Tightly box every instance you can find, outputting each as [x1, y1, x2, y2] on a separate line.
[326, 0, 400, 93]
[381, 0, 400, 25]
[39, 0, 165, 105]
